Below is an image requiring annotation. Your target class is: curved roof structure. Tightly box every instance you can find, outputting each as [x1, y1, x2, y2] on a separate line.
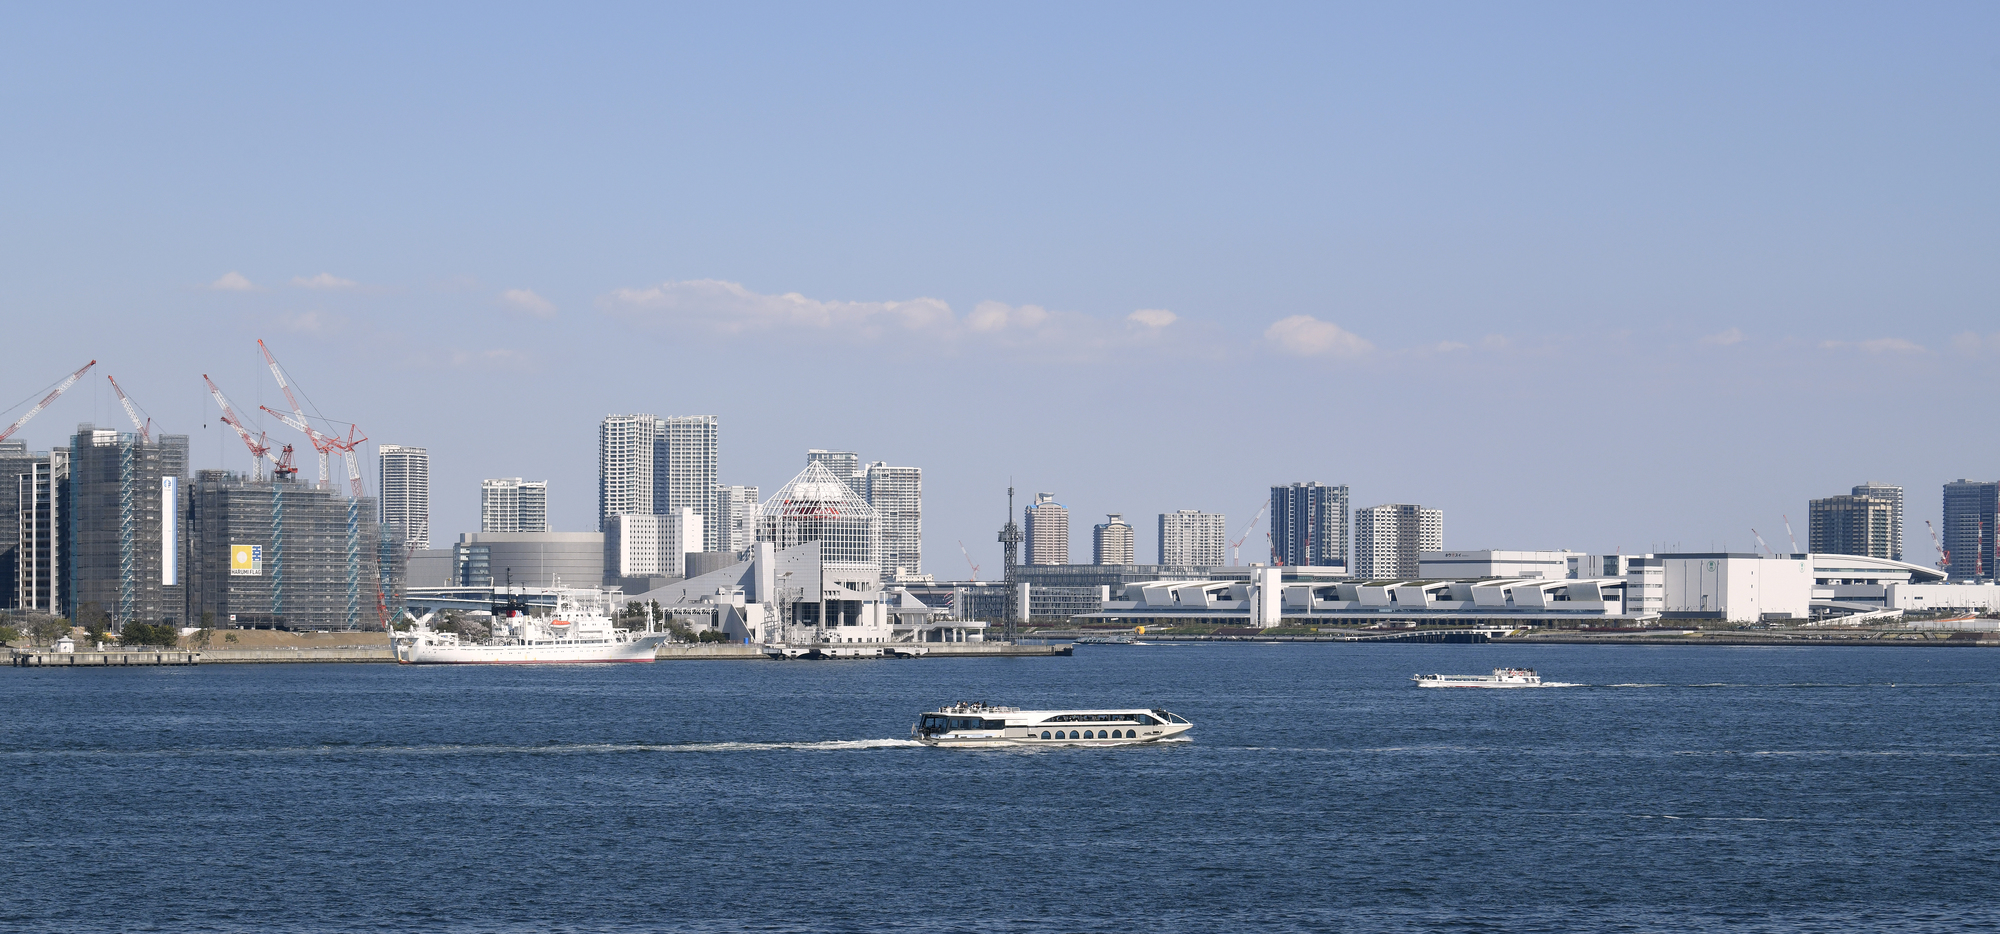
[1809, 552, 1947, 584]
[758, 461, 879, 585]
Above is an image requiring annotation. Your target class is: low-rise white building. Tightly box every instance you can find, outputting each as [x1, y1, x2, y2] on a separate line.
[1421, 550, 1572, 580]
[1659, 553, 1811, 623]
[610, 508, 704, 579]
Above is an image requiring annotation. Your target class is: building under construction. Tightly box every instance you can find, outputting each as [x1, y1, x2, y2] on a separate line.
[186, 470, 397, 630]
[64, 426, 189, 627]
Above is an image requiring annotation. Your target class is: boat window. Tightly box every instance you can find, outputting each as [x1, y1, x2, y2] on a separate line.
[1040, 731, 1051, 739]
[1069, 730, 1080, 739]
[1111, 730, 1122, 738]
[1083, 730, 1094, 739]
[1132, 714, 1158, 725]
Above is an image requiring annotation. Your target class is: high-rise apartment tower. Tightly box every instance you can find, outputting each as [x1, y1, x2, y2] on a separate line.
[1093, 514, 1135, 565]
[1809, 492, 1895, 561]
[481, 478, 549, 533]
[377, 444, 430, 550]
[1850, 482, 1903, 561]
[1159, 510, 1226, 566]
[865, 462, 922, 580]
[1270, 482, 1349, 569]
[1943, 480, 1999, 581]
[1024, 493, 1068, 565]
[1352, 503, 1441, 580]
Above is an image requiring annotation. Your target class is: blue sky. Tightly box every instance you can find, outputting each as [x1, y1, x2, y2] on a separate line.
[3, 3, 1996, 568]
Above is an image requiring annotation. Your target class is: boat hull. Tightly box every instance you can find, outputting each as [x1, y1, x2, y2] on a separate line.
[394, 637, 666, 665]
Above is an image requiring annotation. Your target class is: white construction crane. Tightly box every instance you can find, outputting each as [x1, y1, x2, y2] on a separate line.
[1231, 502, 1269, 565]
[106, 375, 152, 443]
[1782, 515, 1801, 555]
[0, 360, 96, 445]
[203, 374, 277, 481]
[958, 541, 980, 581]
[257, 339, 367, 497]
[1751, 528, 1775, 558]
[1925, 519, 1950, 573]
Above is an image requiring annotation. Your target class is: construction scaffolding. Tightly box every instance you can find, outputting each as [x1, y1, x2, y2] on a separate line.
[186, 470, 391, 629]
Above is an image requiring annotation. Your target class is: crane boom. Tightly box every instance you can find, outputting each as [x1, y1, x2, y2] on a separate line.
[1782, 515, 1800, 555]
[1751, 528, 1774, 558]
[0, 360, 96, 445]
[204, 375, 275, 481]
[1231, 502, 1270, 565]
[1925, 519, 1950, 573]
[106, 375, 152, 443]
[958, 540, 980, 581]
[257, 339, 366, 495]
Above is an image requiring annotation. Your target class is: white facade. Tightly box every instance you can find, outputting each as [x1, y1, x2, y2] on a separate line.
[1025, 493, 1068, 565]
[716, 484, 759, 556]
[598, 414, 656, 530]
[655, 416, 720, 552]
[377, 444, 430, 549]
[1660, 554, 1812, 623]
[611, 508, 704, 578]
[1851, 481, 1905, 562]
[1353, 504, 1442, 579]
[1094, 514, 1135, 565]
[865, 462, 922, 580]
[1159, 510, 1226, 566]
[480, 478, 548, 533]
[806, 450, 863, 491]
[1421, 550, 1570, 580]
[759, 461, 880, 589]
[1887, 583, 2000, 613]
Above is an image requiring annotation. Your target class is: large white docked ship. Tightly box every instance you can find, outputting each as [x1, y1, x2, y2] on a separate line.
[912, 702, 1193, 746]
[1411, 667, 1569, 688]
[391, 587, 667, 665]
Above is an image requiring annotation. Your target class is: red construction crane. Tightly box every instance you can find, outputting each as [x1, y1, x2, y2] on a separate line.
[257, 339, 367, 497]
[958, 540, 980, 581]
[1231, 502, 1269, 565]
[1751, 528, 1775, 558]
[1926, 519, 1950, 573]
[204, 374, 276, 481]
[1782, 515, 1801, 555]
[0, 360, 95, 445]
[106, 375, 152, 443]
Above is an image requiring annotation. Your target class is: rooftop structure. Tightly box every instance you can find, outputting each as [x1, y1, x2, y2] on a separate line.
[758, 460, 880, 590]
[1420, 550, 1570, 580]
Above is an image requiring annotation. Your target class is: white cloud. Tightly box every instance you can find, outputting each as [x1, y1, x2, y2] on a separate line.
[1263, 315, 1374, 358]
[280, 311, 337, 335]
[293, 272, 358, 290]
[501, 288, 557, 318]
[1127, 308, 1177, 328]
[964, 300, 1048, 333]
[210, 271, 257, 291]
[1820, 337, 1925, 354]
[1431, 341, 1469, 353]
[1702, 327, 1745, 346]
[607, 279, 954, 335]
[1951, 331, 2000, 354]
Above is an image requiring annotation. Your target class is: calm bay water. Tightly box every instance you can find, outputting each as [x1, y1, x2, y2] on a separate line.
[5, 643, 2000, 932]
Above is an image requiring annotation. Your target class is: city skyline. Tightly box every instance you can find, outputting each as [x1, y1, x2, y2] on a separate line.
[4, 6, 1997, 577]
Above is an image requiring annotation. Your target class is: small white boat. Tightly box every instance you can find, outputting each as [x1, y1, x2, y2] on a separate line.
[912, 702, 1192, 746]
[1411, 667, 1561, 688]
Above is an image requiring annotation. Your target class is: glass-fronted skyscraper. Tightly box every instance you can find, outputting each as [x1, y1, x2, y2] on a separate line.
[1270, 482, 1349, 569]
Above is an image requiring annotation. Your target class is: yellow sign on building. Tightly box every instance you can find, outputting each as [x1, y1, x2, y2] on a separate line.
[230, 544, 262, 576]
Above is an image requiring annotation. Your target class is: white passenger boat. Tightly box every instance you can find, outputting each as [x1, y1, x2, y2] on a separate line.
[911, 702, 1193, 746]
[1411, 667, 1562, 688]
[392, 587, 667, 664]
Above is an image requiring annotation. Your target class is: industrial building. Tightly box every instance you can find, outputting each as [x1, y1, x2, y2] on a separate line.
[1657, 553, 1812, 623]
[865, 462, 922, 581]
[67, 427, 189, 628]
[1009, 562, 1350, 622]
[1093, 514, 1134, 565]
[185, 469, 392, 630]
[1419, 550, 1571, 580]
[1025, 493, 1068, 565]
[480, 478, 549, 533]
[377, 444, 430, 549]
[1158, 510, 1225, 566]
[1353, 504, 1441, 579]
[1942, 480, 1998, 581]
[454, 531, 604, 588]
[1270, 482, 1348, 569]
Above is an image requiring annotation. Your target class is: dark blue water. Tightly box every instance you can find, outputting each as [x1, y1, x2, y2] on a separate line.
[5, 644, 2000, 932]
